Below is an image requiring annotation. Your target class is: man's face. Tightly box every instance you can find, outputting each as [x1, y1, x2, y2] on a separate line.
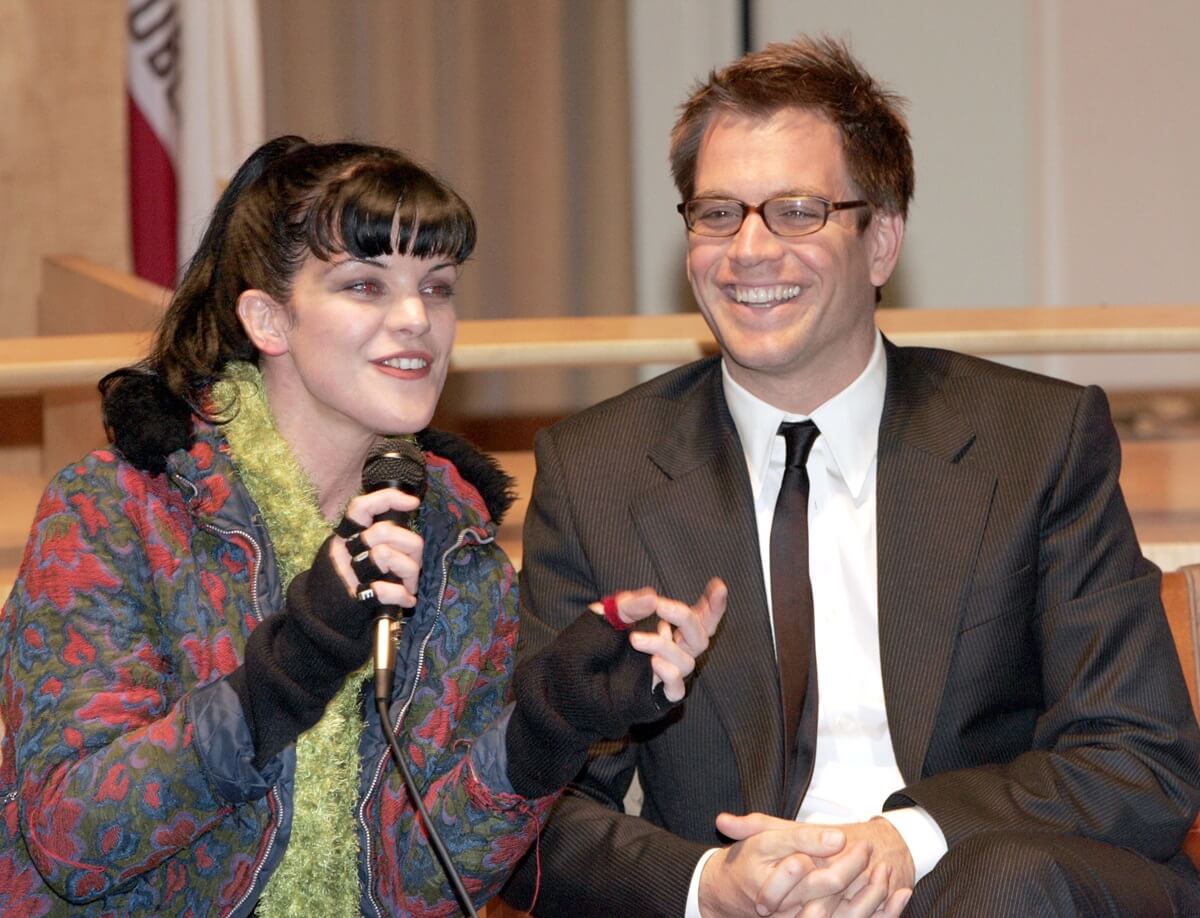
[685, 107, 903, 412]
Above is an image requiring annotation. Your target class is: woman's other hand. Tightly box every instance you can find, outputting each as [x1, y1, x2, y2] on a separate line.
[591, 578, 727, 702]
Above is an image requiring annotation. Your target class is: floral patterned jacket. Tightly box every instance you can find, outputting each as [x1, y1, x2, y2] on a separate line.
[0, 423, 550, 916]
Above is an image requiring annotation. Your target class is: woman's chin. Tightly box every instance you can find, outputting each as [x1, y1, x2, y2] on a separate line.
[376, 407, 437, 437]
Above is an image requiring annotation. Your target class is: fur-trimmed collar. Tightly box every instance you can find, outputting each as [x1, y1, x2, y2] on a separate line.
[416, 428, 516, 524]
[103, 370, 517, 523]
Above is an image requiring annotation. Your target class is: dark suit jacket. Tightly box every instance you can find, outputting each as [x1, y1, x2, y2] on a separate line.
[503, 342, 1200, 916]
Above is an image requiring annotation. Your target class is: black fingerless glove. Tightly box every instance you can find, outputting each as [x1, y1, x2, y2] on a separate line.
[506, 611, 678, 798]
[227, 535, 372, 768]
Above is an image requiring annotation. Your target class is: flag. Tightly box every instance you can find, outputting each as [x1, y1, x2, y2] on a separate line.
[176, 0, 264, 268]
[127, 0, 180, 288]
[127, 0, 263, 288]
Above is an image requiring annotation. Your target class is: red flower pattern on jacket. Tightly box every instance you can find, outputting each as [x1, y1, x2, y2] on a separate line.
[0, 428, 554, 915]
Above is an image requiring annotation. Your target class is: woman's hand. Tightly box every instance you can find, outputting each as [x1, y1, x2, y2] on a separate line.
[591, 578, 727, 702]
[232, 490, 425, 769]
[506, 578, 727, 798]
[330, 487, 424, 609]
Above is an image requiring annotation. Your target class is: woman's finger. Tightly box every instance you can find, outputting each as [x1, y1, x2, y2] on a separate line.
[343, 486, 421, 530]
[330, 524, 422, 605]
[357, 578, 418, 610]
[653, 597, 708, 656]
[364, 543, 421, 593]
[588, 587, 657, 625]
[631, 621, 697, 678]
[696, 578, 728, 636]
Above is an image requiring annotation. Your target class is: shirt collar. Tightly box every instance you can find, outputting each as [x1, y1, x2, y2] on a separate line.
[722, 330, 887, 503]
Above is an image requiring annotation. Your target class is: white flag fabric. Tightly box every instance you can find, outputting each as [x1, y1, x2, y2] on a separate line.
[127, 0, 263, 286]
[177, 0, 264, 267]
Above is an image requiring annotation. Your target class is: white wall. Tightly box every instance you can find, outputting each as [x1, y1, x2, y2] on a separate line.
[1039, 0, 1200, 307]
[756, 1, 1034, 313]
[1032, 0, 1200, 386]
[628, 0, 741, 318]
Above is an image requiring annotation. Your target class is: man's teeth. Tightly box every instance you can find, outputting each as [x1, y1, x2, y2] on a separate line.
[731, 285, 801, 305]
[381, 356, 428, 370]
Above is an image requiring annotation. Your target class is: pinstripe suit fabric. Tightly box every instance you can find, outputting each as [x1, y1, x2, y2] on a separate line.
[502, 343, 1200, 916]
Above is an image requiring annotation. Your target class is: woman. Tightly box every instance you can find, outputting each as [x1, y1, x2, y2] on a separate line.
[0, 136, 724, 916]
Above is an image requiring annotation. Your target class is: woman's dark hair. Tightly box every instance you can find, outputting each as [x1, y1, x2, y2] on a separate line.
[101, 136, 476, 471]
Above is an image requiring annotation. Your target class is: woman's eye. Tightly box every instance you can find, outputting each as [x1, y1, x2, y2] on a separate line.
[423, 284, 455, 299]
[347, 280, 382, 296]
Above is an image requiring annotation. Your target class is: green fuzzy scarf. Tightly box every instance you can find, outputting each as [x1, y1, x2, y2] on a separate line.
[215, 362, 367, 917]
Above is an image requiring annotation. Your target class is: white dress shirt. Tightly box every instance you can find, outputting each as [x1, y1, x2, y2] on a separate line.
[684, 333, 946, 916]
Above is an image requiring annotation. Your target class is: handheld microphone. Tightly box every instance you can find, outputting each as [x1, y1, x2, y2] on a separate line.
[362, 436, 427, 526]
[361, 437, 426, 704]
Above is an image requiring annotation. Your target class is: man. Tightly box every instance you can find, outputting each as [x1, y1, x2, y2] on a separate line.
[503, 36, 1200, 916]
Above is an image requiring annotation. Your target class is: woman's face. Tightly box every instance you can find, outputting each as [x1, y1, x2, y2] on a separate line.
[261, 248, 458, 447]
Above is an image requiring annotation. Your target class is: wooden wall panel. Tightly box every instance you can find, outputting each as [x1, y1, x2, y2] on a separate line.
[258, 0, 637, 420]
[0, 0, 129, 473]
[38, 257, 168, 473]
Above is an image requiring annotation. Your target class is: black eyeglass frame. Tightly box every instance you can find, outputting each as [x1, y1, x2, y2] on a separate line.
[676, 195, 871, 237]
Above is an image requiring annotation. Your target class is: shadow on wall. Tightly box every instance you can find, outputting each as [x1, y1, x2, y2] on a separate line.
[879, 258, 914, 311]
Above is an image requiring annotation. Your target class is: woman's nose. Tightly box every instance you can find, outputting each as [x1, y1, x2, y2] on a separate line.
[387, 293, 431, 336]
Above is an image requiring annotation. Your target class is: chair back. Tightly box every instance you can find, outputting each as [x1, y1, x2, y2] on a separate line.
[1161, 563, 1200, 868]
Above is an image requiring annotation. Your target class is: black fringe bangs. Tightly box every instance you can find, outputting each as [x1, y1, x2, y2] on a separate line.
[305, 161, 477, 266]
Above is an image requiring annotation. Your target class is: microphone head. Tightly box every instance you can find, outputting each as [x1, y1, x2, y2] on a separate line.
[363, 436, 427, 499]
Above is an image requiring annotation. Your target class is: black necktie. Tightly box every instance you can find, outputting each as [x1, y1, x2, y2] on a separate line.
[770, 420, 821, 788]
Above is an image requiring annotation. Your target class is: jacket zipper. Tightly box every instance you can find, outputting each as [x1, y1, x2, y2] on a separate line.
[360, 527, 491, 918]
[179, 474, 283, 918]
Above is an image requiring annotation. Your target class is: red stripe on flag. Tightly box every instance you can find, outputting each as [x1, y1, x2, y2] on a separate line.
[129, 92, 178, 289]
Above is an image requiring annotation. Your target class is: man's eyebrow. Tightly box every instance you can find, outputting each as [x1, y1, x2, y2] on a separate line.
[691, 187, 833, 199]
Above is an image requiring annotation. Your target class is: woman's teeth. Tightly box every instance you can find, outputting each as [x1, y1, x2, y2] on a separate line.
[381, 356, 428, 370]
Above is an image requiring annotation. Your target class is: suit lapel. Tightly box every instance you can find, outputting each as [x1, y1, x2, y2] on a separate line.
[877, 343, 997, 781]
[632, 367, 787, 816]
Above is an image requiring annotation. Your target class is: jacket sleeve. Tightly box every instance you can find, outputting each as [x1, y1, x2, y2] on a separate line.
[0, 457, 263, 903]
[500, 428, 709, 917]
[889, 385, 1200, 858]
[376, 530, 556, 914]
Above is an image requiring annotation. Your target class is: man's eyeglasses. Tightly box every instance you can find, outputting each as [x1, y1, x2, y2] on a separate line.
[677, 196, 870, 238]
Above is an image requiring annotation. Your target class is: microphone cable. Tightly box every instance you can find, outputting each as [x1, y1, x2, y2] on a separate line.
[374, 694, 480, 918]
[363, 438, 479, 917]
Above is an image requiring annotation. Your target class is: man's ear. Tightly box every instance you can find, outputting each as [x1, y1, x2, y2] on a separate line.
[236, 289, 290, 357]
[867, 211, 905, 288]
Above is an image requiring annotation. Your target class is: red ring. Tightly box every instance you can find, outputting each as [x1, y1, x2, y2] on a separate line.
[601, 594, 630, 631]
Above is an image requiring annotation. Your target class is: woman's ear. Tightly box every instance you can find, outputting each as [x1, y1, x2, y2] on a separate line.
[236, 289, 290, 357]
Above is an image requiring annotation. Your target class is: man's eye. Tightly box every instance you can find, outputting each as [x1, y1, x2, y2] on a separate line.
[778, 203, 821, 221]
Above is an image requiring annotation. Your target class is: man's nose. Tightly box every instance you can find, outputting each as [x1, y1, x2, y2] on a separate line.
[728, 210, 786, 265]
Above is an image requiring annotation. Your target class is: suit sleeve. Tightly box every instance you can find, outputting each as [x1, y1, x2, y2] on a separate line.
[502, 427, 710, 917]
[890, 385, 1200, 859]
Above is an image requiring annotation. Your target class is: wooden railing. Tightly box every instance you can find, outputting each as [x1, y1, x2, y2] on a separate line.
[3, 256, 1200, 574]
